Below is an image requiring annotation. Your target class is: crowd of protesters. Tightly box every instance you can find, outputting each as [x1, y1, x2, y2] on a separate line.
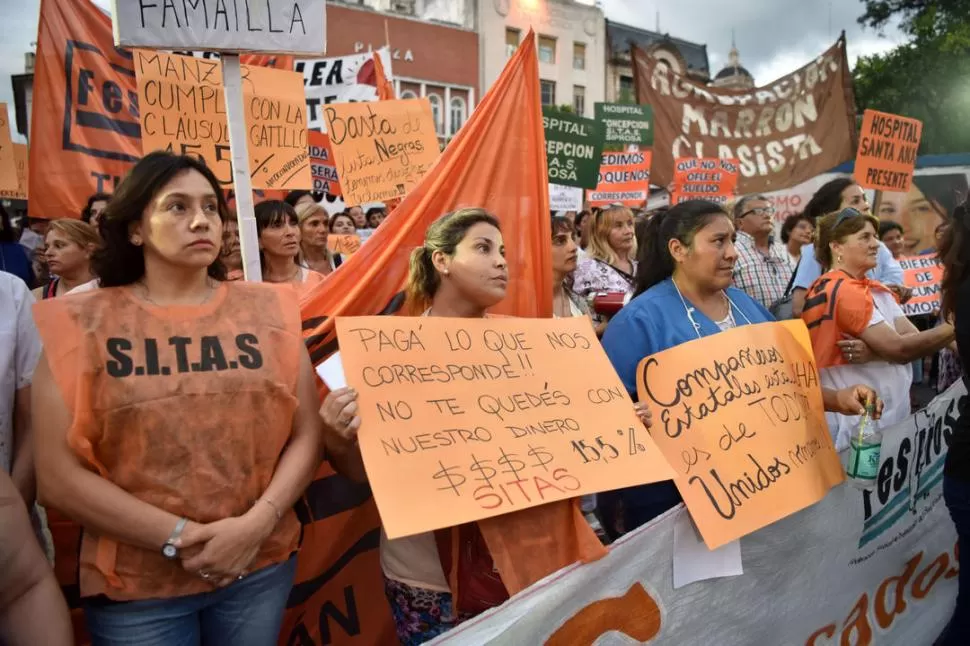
[0, 155, 968, 645]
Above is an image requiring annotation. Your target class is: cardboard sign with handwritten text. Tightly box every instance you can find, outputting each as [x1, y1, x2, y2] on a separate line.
[328, 234, 361, 256]
[899, 255, 943, 316]
[324, 99, 440, 206]
[336, 316, 676, 539]
[670, 158, 740, 205]
[0, 142, 25, 199]
[854, 109, 923, 193]
[636, 320, 843, 549]
[135, 50, 311, 190]
[0, 104, 18, 192]
[308, 130, 341, 195]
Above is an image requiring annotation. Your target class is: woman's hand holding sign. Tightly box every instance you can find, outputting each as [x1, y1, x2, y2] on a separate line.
[320, 387, 367, 483]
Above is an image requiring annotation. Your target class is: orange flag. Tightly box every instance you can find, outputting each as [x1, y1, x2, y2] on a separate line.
[372, 51, 395, 101]
[29, 0, 292, 219]
[287, 30, 601, 644]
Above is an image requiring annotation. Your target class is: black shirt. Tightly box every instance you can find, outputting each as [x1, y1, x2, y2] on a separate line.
[944, 275, 970, 479]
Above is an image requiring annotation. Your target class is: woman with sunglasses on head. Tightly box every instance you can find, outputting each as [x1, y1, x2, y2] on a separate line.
[572, 205, 637, 331]
[254, 200, 326, 294]
[802, 208, 955, 451]
[790, 178, 908, 317]
[30, 152, 323, 646]
[598, 200, 885, 538]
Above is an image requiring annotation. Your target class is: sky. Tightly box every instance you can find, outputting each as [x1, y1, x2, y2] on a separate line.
[0, 0, 906, 143]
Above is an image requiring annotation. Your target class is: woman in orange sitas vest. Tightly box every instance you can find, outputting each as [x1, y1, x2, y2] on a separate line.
[801, 207, 955, 451]
[31, 152, 323, 646]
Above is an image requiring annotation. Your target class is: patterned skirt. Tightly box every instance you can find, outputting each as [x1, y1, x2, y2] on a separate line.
[383, 577, 473, 645]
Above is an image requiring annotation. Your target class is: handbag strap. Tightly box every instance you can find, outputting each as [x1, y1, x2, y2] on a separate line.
[783, 256, 800, 297]
[593, 258, 635, 287]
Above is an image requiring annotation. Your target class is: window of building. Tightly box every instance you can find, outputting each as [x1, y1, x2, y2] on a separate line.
[572, 85, 585, 116]
[538, 36, 556, 64]
[619, 75, 634, 97]
[573, 43, 586, 71]
[540, 80, 556, 107]
[427, 93, 443, 135]
[505, 28, 520, 59]
[449, 97, 467, 136]
[400, 89, 418, 100]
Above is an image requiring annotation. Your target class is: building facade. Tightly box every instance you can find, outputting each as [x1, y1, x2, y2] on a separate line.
[479, 0, 605, 118]
[605, 20, 710, 103]
[326, 1, 480, 140]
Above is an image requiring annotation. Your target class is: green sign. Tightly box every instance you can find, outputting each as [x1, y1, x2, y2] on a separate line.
[595, 103, 654, 147]
[542, 108, 604, 190]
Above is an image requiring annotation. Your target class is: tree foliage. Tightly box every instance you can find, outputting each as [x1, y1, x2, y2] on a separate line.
[853, 0, 970, 153]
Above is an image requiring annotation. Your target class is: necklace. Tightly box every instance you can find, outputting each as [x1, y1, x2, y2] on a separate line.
[137, 277, 215, 307]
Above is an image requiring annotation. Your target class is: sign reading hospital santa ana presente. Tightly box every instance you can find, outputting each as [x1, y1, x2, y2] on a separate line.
[336, 316, 676, 539]
[636, 320, 844, 549]
[543, 108, 604, 190]
[111, 0, 327, 55]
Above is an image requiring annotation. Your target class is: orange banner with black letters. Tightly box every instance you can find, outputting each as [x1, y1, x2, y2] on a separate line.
[636, 320, 844, 549]
[29, 0, 291, 219]
[287, 31, 605, 645]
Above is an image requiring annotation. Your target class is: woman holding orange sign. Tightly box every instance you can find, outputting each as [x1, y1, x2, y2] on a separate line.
[599, 200, 885, 538]
[320, 208, 648, 644]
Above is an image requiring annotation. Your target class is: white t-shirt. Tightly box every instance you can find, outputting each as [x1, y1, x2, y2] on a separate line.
[0, 272, 42, 473]
[819, 290, 912, 451]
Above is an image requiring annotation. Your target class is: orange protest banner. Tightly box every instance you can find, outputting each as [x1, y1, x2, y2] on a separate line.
[336, 316, 676, 539]
[899, 255, 943, 316]
[308, 131, 341, 195]
[0, 104, 18, 192]
[135, 50, 310, 191]
[323, 98, 440, 206]
[29, 0, 294, 219]
[636, 320, 844, 549]
[587, 150, 651, 207]
[0, 142, 26, 199]
[328, 234, 361, 256]
[854, 109, 923, 193]
[670, 158, 740, 205]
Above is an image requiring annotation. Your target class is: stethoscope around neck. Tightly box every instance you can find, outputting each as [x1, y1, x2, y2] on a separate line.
[671, 278, 753, 340]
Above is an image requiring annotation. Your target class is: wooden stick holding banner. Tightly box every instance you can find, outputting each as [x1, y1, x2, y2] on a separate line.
[222, 55, 262, 282]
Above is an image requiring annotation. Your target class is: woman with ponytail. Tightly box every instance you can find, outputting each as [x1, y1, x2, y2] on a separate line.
[598, 200, 884, 538]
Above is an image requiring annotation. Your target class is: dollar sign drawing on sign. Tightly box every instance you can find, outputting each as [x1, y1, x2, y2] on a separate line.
[497, 447, 526, 480]
[527, 444, 555, 472]
[432, 460, 466, 496]
[469, 454, 497, 487]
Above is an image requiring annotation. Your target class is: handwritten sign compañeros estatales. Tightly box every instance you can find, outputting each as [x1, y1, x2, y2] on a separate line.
[135, 49, 311, 190]
[636, 320, 843, 549]
[336, 316, 676, 539]
[324, 99, 440, 207]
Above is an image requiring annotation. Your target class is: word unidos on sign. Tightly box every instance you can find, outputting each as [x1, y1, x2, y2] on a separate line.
[335, 316, 675, 539]
[323, 98, 440, 205]
[854, 109, 923, 193]
[636, 320, 844, 549]
[112, 0, 327, 55]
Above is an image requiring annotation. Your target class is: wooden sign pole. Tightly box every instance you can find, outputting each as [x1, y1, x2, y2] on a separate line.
[221, 54, 262, 282]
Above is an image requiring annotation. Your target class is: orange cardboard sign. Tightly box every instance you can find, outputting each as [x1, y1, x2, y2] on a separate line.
[670, 157, 740, 205]
[328, 234, 361, 256]
[899, 255, 943, 316]
[308, 130, 341, 196]
[336, 315, 676, 539]
[587, 150, 651, 207]
[0, 143, 26, 200]
[854, 109, 923, 193]
[323, 98, 440, 206]
[0, 104, 18, 191]
[135, 49, 311, 190]
[636, 320, 844, 549]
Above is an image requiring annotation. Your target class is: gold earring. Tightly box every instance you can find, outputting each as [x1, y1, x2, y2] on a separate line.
[131, 237, 142, 246]
[837, 254, 843, 264]
[443, 269, 450, 276]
